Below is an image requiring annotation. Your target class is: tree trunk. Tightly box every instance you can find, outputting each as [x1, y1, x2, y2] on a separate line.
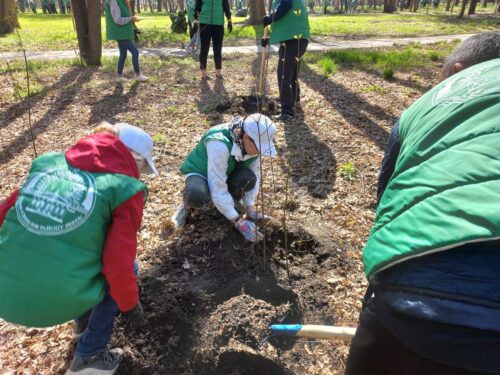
[248, 0, 265, 24]
[0, 0, 20, 34]
[383, 0, 397, 12]
[445, 0, 452, 10]
[458, 0, 468, 16]
[468, 0, 478, 13]
[157, 0, 162, 11]
[71, 0, 102, 66]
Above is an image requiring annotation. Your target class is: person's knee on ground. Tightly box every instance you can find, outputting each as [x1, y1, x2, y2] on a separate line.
[227, 168, 257, 201]
[183, 176, 211, 209]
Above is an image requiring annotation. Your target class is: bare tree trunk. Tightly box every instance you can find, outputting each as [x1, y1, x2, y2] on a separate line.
[248, 0, 265, 24]
[458, 0, 468, 16]
[157, 0, 162, 11]
[445, 0, 452, 10]
[0, 0, 20, 34]
[71, 0, 102, 66]
[383, 0, 397, 12]
[468, 0, 478, 13]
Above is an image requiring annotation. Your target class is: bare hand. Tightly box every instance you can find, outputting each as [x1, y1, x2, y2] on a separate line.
[132, 16, 141, 22]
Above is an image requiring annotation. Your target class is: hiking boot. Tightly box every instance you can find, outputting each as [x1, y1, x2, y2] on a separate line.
[72, 320, 88, 339]
[273, 113, 294, 122]
[136, 74, 149, 82]
[171, 204, 189, 228]
[65, 348, 123, 375]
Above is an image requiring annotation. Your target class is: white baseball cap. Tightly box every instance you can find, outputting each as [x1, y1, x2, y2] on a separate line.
[243, 114, 277, 157]
[116, 123, 159, 176]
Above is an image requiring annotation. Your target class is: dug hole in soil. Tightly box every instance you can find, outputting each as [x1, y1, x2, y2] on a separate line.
[115, 209, 348, 374]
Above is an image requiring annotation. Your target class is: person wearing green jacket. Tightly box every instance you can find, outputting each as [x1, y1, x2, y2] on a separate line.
[193, 0, 233, 80]
[262, 0, 310, 122]
[346, 33, 500, 375]
[0, 122, 159, 375]
[105, 0, 149, 82]
[171, 114, 277, 242]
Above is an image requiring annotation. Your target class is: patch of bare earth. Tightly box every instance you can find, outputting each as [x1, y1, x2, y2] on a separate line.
[0, 51, 438, 374]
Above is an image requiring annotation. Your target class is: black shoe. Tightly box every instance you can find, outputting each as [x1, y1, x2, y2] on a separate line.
[273, 113, 294, 122]
[215, 74, 224, 80]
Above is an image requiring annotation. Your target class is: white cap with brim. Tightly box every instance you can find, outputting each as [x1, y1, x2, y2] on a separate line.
[116, 123, 159, 176]
[243, 114, 277, 157]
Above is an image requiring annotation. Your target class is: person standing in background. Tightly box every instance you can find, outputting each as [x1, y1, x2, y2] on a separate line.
[105, 0, 149, 83]
[193, 0, 233, 80]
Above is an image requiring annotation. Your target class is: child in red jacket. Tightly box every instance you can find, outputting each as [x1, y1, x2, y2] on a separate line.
[0, 122, 158, 375]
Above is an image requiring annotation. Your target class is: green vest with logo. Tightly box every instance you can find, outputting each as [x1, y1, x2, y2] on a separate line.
[199, 0, 225, 26]
[0, 152, 146, 327]
[105, 0, 134, 41]
[363, 59, 500, 279]
[270, 0, 310, 45]
[180, 124, 257, 177]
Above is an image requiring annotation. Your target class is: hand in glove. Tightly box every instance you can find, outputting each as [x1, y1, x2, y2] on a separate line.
[261, 37, 270, 48]
[192, 21, 199, 34]
[123, 302, 145, 325]
[262, 15, 272, 27]
[247, 208, 272, 222]
[227, 21, 233, 33]
[234, 217, 264, 242]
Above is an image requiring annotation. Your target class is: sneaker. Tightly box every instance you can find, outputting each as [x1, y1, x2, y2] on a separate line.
[136, 74, 149, 82]
[215, 74, 224, 80]
[72, 320, 88, 339]
[273, 113, 294, 122]
[171, 204, 189, 228]
[201, 75, 212, 81]
[116, 75, 127, 83]
[65, 348, 123, 375]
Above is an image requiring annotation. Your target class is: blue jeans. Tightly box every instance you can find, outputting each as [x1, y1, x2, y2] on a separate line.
[117, 39, 140, 75]
[74, 260, 139, 357]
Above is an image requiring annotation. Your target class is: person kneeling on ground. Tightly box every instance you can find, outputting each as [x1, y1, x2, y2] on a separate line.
[346, 32, 500, 375]
[0, 122, 159, 375]
[171, 113, 277, 243]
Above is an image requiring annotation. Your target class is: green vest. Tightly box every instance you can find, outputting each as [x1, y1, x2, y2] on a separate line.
[180, 124, 257, 177]
[363, 59, 500, 279]
[105, 0, 134, 41]
[199, 0, 225, 26]
[0, 153, 145, 327]
[270, 0, 310, 45]
[186, 0, 196, 22]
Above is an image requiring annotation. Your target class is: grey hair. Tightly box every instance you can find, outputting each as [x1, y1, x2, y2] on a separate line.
[442, 32, 500, 78]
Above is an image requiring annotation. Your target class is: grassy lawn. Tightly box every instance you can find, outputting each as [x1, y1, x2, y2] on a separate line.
[0, 11, 497, 52]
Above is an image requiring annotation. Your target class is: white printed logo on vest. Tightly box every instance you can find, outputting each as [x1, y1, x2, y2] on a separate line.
[432, 59, 500, 107]
[16, 167, 96, 236]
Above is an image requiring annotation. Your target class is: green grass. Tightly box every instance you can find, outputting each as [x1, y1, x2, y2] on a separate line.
[320, 57, 337, 77]
[0, 11, 497, 52]
[307, 41, 457, 76]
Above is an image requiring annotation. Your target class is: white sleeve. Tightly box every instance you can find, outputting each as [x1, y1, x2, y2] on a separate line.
[110, 0, 132, 26]
[242, 157, 260, 208]
[206, 140, 240, 221]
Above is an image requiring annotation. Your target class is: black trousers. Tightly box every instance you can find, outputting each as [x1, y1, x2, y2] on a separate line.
[199, 24, 224, 70]
[277, 38, 308, 116]
[345, 298, 489, 375]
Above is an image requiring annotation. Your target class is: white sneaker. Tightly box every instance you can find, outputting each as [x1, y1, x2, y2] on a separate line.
[65, 348, 123, 375]
[171, 204, 189, 228]
[116, 75, 128, 83]
[136, 74, 149, 82]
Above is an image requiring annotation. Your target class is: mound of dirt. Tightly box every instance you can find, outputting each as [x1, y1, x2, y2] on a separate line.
[193, 294, 291, 371]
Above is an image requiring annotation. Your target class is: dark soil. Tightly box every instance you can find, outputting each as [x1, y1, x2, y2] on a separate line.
[0, 50, 440, 374]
